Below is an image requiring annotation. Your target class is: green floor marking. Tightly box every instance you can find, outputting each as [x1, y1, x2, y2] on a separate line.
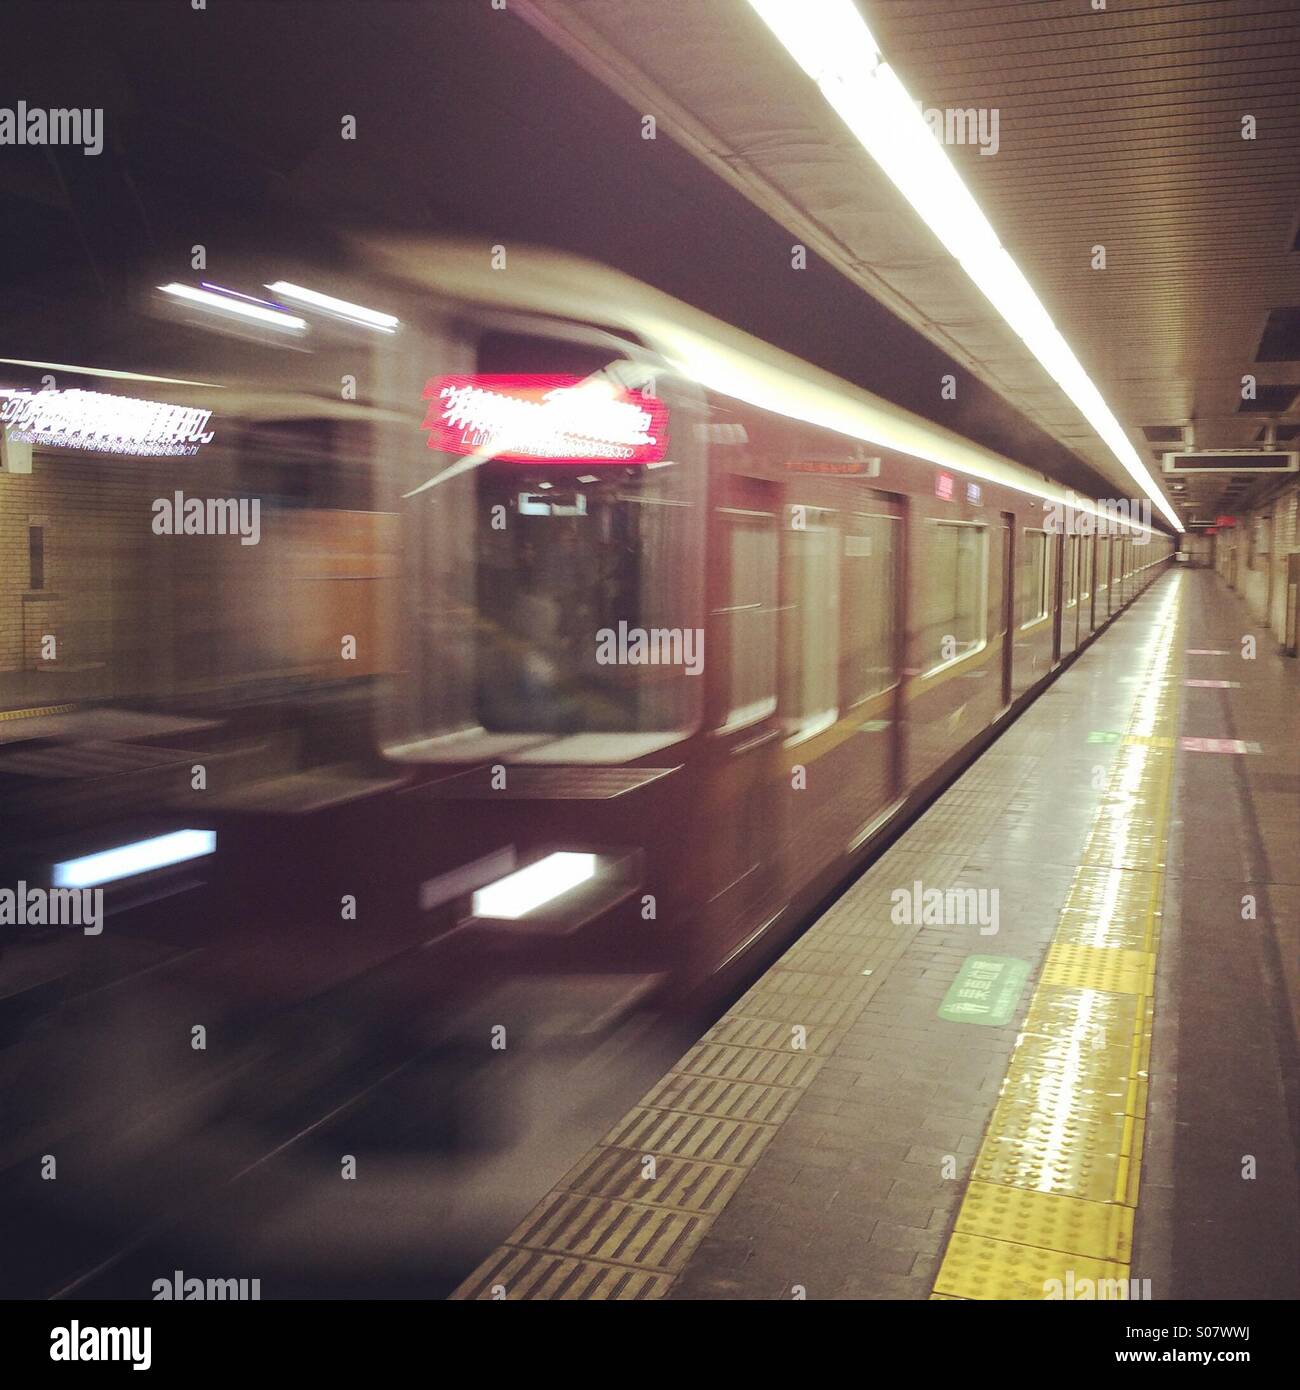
[938, 955, 1031, 1026]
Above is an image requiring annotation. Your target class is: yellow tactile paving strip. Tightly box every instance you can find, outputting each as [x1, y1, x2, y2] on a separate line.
[0, 702, 76, 722]
[932, 584, 1183, 1299]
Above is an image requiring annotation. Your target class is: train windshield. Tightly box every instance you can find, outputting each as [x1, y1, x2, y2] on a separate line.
[384, 332, 704, 761]
[473, 462, 692, 735]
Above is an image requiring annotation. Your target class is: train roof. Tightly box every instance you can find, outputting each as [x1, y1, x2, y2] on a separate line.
[361, 233, 1166, 538]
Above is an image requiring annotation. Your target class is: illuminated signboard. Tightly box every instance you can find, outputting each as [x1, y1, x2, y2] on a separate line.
[783, 458, 879, 475]
[422, 374, 668, 464]
[1215, 515, 1237, 528]
[935, 471, 954, 500]
[0, 388, 213, 457]
[966, 482, 982, 505]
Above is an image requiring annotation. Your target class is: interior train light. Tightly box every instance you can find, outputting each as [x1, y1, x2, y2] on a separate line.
[471, 851, 598, 920]
[53, 829, 217, 889]
[0, 387, 214, 456]
[159, 282, 307, 333]
[744, 0, 1183, 533]
[422, 374, 669, 464]
[265, 281, 399, 332]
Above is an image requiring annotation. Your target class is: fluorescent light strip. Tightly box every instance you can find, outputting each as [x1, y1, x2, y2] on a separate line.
[0, 358, 224, 388]
[201, 281, 284, 309]
[745, 0, 1182, 533]
[266, 281, 399, 332]
[53, 829, 217, 889]
[471, 851, 597, 920]
[662, 336, 1161, 536]
[159, 283, 307, 332]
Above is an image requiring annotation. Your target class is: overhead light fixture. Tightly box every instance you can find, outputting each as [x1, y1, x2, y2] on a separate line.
[266, 281, 399, 333]
[159, 283, 307, 333]
[744, 0, 1182, 533]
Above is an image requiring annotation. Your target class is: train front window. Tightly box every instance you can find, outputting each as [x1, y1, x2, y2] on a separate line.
[473, 463, 694, 736]
[384, 327, 704, 761]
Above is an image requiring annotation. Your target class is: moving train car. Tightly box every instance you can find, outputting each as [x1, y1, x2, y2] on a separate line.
[0, 239, 1172, 1255]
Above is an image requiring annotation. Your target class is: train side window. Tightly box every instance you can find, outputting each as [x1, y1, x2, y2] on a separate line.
[1064, 535, 1077, 607]
[842, 512, 899, 705]
[1018, 527, 1049, 626]
[780, 509, 839, 743]
[718, 508, 778, 731]
[920, 520, 987, 674]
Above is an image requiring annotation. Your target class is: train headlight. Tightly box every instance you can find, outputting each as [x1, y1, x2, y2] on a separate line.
[471, 852, 598, 921]
[52, 829, 216, 889]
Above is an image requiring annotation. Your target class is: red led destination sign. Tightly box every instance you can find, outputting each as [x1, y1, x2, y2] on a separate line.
[421, 374, 669, 465]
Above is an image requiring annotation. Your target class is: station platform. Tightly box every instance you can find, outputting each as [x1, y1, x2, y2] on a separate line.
[452, 567, 1300, 1301]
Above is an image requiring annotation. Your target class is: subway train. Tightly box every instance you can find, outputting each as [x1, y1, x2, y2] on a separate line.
[0, 238, 1172, 1271]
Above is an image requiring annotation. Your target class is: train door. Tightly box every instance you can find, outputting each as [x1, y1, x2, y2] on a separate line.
[704, 473, 782, 963]
[1286, 552, 1300, 658]
[1068, 535, 1081, 651]
[1081, 533, 1094, 636]
[838, 495, 905, 818]
[772, 482, 903, 878]
[1000, 512, 1014, 705]
[1051, 531, 1065, 663]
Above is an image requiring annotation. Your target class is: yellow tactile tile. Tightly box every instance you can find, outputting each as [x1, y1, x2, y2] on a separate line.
[1054, 868, 1163, 950]
[1019, 983, 1143, 1048]
[1080, 825, 1169, 872]
[934, 1232, 1133, 1301]
[954, 1182, 1134, 1263]
[999, 1038, 1141, 1119]
[1039, 943, 1155, 995]
[971, 1103, 1133, 1204]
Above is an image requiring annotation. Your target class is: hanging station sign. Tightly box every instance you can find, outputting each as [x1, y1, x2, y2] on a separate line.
[421, 374, 669, 465]
[0, 388, 214, 457]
